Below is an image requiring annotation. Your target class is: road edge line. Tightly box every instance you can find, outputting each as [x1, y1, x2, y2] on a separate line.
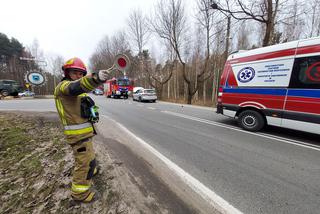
[101, 114, 243, 214]
[162, 110, 320, 152]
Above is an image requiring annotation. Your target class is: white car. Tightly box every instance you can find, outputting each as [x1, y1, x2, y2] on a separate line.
[133, 89, 157, 102]
[93, 88, 103, 95]
[133, 87, 144, 93]
[18, 90, 35, 97]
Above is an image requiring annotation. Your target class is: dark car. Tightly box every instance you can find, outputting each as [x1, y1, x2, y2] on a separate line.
[0, 79, 23, 97]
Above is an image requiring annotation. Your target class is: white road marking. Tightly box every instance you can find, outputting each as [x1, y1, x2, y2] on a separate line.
[162, 111, 320, 152]
[101, 114, 243, 214]
[147, 107, 156, 110]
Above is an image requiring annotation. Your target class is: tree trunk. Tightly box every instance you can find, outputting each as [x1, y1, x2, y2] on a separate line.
[203, 79, 206, 105]
[263, 0, 274, 46]
[167, 78, 170, 99]
[176, 65, 179, 100]
[187, 87, 192, 104]
[263, 21, 272, 46]
[158, 84, 163, 100]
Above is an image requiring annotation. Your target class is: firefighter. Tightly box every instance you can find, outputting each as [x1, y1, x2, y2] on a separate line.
[54, 57, 110, 203]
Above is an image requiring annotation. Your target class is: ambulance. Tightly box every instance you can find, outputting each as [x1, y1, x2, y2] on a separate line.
[216, 37, 320, 135]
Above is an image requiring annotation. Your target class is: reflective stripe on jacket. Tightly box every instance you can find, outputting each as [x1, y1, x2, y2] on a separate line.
[64, 122, 93, 135]
[54, 75, 102, 144]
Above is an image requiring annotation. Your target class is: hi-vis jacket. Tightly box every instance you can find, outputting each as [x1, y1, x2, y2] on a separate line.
[54, 75, 101, 144]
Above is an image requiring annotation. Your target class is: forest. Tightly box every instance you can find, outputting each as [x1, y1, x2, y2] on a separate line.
[1, 0, 319, 105]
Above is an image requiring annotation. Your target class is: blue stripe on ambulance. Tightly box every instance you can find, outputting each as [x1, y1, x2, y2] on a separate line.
[223, 88, 320, 99]
[287, 89, 320, 98]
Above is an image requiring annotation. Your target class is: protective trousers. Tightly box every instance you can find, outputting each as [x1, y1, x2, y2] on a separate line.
[70, 137, 96, 201]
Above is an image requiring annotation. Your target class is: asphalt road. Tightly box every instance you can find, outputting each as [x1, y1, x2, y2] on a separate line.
[1, 96, 320, 214]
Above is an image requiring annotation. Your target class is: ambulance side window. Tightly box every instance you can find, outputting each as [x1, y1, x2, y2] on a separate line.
[289, 56, 320, 89]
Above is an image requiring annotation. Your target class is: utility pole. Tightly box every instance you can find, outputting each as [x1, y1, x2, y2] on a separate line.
[224, 16, 231, 63]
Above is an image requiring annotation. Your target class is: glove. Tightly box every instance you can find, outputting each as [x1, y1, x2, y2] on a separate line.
[98, 68, 112, 81]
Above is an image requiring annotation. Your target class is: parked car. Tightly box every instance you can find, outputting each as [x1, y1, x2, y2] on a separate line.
[93, 88, 104, 95]
[0, 79, 23, 97]
[133, 89, 157, 102]
[133, 86, 144, 93]
[18, 90, 35, 97]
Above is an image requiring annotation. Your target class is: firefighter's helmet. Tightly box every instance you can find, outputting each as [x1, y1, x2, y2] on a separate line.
[62, 57, 87, 76]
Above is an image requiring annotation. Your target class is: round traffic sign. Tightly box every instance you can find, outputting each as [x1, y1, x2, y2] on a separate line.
[26, 72, 45, 86]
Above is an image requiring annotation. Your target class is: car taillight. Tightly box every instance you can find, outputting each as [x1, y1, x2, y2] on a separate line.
[218, 87, 223, 97]
[217, 87, 223, 103]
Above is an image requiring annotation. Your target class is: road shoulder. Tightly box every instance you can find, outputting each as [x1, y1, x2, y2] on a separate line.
[97, 115, 220, 214]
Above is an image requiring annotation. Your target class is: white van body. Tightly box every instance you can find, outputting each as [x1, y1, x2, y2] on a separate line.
[216, 37, 320, 134]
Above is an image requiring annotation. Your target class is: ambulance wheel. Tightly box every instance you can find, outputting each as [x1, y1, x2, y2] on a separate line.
[238, 110, 265, 132]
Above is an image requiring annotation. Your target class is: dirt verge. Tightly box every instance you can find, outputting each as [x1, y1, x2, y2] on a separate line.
[0, 111, 198, 214]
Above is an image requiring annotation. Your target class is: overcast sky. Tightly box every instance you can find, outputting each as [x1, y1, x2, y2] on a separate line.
[0, 0, 173, 65]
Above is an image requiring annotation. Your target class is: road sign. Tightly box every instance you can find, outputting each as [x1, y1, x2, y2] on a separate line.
[19, 57, 36, 61]
[19, 57, 47, 66]
[25, 72, 46, 86]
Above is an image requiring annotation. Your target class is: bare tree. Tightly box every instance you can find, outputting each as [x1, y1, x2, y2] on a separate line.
[150, 0, 185, 99]
[237, 21, 251, 49]
[90, 35, 113, 71]
[194, 0, 217, 104]
[110, 31, 131, 55]
[276, 0, 306, 42]
[126, 9, 152, 90]
[147, 60, 173, 100]
[196, 0, 214, 59]
[209, 17, 226, 105]
[127, 9, 150, 54]
[151, 0, 214, 104]
[27, 39, 45, 65]
[89, 31, 131, 76]
[46, 54, 64, 87]
[211, 0, 288, 46]
[306, 0, 320, 37]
